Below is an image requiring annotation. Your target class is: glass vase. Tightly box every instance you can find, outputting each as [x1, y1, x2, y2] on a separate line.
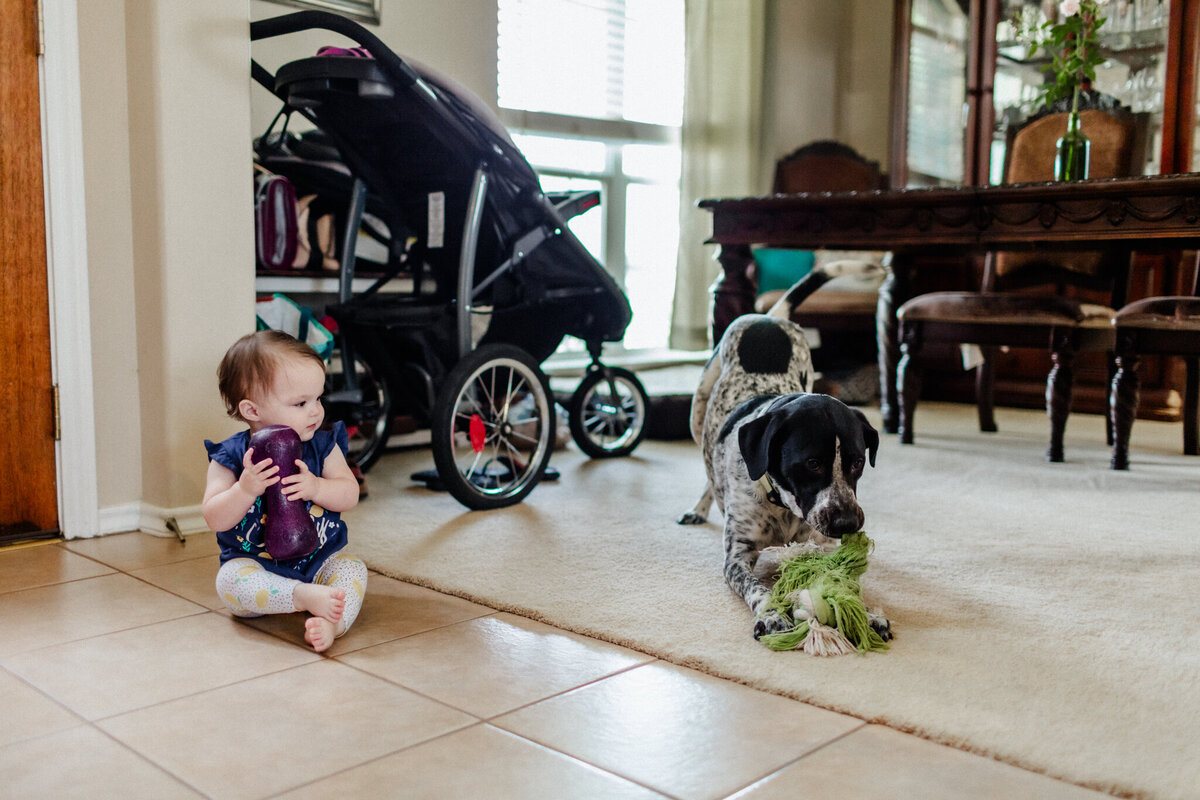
[1055, 111, 1090, 181]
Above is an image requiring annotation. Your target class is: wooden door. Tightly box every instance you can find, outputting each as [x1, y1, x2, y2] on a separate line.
[1, 0, 58, 539]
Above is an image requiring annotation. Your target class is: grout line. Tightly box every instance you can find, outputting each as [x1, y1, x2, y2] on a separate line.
[84, 646, 327, 726]
[88, 719, 210, 797]
[2, 666, 206, 796]
[0, 663, 89, 729]
[327, 624, 654, 722]
[0, 598, 209, 662]
[477, 659, 656, 722]
[717, 721, 870, 799]
[481, 721, 679, 799]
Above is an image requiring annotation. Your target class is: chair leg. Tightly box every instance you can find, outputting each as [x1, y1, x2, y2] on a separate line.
[1184, 356, 1198, 456]
[876, 268, 902, 434]
[1104, 351, 1117, 446]
[897, 328, 922, 445]
[975, 346, 997, 433]
[1046, 336, 1076, 463]
[1109, 350, 1140, 470]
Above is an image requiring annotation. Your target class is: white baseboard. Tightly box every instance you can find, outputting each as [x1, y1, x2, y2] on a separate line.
[96, 503, 142, 537]
[89, 502, 210, 539]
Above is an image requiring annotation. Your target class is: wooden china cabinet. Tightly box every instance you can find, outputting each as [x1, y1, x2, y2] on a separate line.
[889, 0, 1200, 419]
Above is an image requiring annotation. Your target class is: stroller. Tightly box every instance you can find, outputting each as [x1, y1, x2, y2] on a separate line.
[250, 11, 650, 510]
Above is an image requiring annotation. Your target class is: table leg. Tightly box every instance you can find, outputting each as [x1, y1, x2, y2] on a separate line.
[711, 243, 756, 346]
[876, 256, 911, 434]
[1046, 331, 1076, 463]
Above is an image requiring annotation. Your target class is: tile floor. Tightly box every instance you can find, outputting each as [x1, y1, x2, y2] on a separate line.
[0, 531, 1112, 799]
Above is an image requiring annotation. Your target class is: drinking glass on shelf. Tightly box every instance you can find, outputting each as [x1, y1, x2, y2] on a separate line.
[1110, 0, 1133, 34]
[1136, 0, 1167, 31]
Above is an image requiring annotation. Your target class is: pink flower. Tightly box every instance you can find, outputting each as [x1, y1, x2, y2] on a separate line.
[1060, 0, 1081, 16]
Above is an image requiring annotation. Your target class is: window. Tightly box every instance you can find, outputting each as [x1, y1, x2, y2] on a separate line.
[497, 0, 685, 351]
[905, 0, 967, 186]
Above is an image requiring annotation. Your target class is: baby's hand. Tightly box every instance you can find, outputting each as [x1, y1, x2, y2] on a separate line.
[280, 459, 319, 502]
[238, 447, 280, 497]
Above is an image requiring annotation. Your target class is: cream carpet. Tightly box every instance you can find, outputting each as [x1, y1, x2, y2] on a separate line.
[345, 402, 1200, 799]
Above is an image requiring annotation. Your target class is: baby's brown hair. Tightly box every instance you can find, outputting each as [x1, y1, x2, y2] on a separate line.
[217, 330, 326, 421]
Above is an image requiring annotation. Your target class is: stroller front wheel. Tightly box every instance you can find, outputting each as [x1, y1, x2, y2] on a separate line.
[568, 366, 649, 459]
[431, 344, 555, 510]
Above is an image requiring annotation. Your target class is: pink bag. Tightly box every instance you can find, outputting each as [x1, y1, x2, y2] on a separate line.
[254, 170, 298, 271]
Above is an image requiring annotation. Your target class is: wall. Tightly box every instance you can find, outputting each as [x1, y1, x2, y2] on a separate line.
[124, 0, 257, 526]
[77, 0, 141, 517]
[761, 0, 894, 185]
[840, 0, 895, 165]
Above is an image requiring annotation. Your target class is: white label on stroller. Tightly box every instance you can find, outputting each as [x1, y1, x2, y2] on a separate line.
[428, 191, 445, 249]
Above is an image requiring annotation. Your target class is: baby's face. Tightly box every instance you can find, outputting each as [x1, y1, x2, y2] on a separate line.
[251, 358, 326, 441]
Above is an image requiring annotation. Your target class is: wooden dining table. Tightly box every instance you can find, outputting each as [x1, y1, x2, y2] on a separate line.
[699, 172, 1200, 433]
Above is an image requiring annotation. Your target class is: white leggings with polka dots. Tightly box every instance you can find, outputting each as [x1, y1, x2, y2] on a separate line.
[215, 551, 368, 637]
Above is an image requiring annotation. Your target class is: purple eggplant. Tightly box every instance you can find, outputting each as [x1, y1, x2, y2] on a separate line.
[249, 425, 319, 560]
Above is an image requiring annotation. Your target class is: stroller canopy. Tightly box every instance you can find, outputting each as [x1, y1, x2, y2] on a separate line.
[252, 11, 633, 354]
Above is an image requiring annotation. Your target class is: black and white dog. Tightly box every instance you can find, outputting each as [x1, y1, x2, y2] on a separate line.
[679, 262, 890, 640]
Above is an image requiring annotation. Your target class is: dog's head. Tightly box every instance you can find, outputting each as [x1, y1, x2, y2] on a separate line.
[738, 394, 878, 538]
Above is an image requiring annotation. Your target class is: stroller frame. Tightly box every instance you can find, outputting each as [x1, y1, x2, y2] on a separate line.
[251, 11, 650, 509]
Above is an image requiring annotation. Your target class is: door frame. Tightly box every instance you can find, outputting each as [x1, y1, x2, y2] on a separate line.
[43, 0, 98, 539]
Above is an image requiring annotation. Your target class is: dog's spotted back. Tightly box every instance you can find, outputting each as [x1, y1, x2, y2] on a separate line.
[690, 258, 884, 446]
[690, 315, 814, 448]
[736, 319, 800, 376]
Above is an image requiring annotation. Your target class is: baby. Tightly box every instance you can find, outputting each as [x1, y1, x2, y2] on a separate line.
[202, 330, 366, 652]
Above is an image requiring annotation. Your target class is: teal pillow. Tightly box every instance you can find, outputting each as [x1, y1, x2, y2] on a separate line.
[753, 248, 815, 293]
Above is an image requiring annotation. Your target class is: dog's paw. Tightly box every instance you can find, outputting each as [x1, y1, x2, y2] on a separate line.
[868, 610, 893, 642]
[677, 511, 706, 525]
[753, 610, 792, 640]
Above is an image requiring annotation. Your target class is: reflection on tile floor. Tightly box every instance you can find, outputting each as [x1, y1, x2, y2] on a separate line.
[0, 532, 1111, 799]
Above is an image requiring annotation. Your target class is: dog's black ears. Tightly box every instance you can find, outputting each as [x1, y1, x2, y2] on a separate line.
[854, 409, 879, 467]
[738, 412, 777, 482]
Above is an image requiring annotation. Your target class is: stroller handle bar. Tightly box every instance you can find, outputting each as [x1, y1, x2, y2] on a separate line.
[250, 11, 419, 85]
[251, 11, 490, 163]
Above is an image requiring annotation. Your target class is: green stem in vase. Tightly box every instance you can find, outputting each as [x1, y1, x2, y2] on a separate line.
[1055, 87, 1090, 182]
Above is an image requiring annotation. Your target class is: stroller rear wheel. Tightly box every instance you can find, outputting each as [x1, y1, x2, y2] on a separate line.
[431, 344, 555, 510]
[568, 366, 649, 459]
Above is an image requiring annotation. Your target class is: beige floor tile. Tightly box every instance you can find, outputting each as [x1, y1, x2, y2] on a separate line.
[278, 723, 668, 799]
[338, 612, 652, 717]
[731, 724, 1111, 799]
[0, 542, 114, 593]
[0, 725, 203, 799]
[131, 554, 228, 610]
[238, 572, 493, 656]
[4, 613, 320, 720]
[493, 661, 863, 800]
[0, 573, 206, 657]
[0, 668, 83, 747]
[62, 530, 219, 571]
[99, 659, 476, 799]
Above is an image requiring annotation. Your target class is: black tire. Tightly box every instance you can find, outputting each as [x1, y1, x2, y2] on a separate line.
[324, 350, 392, 472]
[568, 366, 648, 458]
[431, 344, 555, 510]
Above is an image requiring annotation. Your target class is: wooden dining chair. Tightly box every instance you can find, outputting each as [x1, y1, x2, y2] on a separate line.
[895, 105, 1138, 461]
[1109, 263, 1200, 468]
[752, 141, 888, 396]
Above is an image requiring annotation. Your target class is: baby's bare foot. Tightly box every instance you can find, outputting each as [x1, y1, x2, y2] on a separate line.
[292, 584, 345, 623]
[304, 616, 339, 653]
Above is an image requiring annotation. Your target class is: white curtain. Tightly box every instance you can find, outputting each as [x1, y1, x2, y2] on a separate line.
[669, 0, 767, 351]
